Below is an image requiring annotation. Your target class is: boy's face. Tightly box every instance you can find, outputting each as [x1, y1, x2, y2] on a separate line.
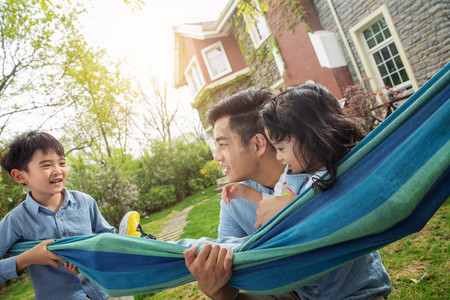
[213, 116, 258, 182]
[13, 150, 68, 202]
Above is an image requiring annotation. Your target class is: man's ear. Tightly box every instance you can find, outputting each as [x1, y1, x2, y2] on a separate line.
[10, 169, 27, 184]
[254, 133, 268, 157]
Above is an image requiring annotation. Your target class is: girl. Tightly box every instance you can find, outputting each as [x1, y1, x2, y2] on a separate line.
[222, 81, 366, 214]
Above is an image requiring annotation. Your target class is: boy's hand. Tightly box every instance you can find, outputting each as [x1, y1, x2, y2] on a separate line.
[64, 262, 80, 275]
[16, 239, 64, 272]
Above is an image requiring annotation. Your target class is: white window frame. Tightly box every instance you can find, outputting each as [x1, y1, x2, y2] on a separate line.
[201, 41, 232, 81]
[271, 47, 284, 76]
[350, 4, 418, 92]
[184, 56, 205, 96]
[243, 2, 271, 48]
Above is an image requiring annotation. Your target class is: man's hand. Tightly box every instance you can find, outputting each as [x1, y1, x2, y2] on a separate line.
[16, 239, 64, 272]
[255, 195, 297, 229]
[184, 245, 236, 300]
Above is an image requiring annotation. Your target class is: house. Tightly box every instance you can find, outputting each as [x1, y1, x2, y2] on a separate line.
[173, 0, 449, 149]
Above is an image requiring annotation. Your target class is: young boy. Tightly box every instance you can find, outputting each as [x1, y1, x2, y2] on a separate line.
[0, 131, 115, 300]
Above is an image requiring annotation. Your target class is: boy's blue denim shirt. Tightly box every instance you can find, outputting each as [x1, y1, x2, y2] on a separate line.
[0, 188, 115, 300]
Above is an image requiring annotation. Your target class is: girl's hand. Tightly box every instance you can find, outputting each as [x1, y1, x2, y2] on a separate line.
[64, 262, 80, 275]
[222, 183, 262, 207]
[255, 195, 297, 229]
[221, 183, 247, 204]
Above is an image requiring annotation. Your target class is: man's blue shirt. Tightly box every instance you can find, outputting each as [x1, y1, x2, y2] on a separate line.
[0, 188, 115, 300]
[217, 176, 391, 299]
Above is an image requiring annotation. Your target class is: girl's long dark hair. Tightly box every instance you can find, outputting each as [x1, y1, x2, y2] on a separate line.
[259, 82, 366, 191]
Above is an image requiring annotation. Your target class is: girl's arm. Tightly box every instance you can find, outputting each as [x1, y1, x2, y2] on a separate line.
[221, 183, 262, 207]
[254, 195, 297, 229]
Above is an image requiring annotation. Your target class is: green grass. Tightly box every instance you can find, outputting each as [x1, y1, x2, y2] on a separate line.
[0, 275, 34, 300]
[2, 191, 448, 300]
[379, 200, 449, 299]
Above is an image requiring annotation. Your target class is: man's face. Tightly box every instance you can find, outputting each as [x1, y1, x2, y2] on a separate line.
[213, 116, 258, 182]
[18, 150, 68, 202]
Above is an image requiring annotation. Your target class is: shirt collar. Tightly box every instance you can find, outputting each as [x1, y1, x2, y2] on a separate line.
[24, 188, 75, 214]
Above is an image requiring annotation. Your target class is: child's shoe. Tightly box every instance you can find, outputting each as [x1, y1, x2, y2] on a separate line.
[119, 211, 156, 240]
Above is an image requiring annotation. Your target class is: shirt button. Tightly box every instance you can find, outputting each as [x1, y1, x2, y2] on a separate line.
[314, 289, 319, 294]
[62, 232, 66, 236]
[56, 215, 60, 219]
[82, 281, 86, 285]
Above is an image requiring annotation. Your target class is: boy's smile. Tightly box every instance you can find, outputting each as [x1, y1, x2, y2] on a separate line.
[13, 150, 68, 205]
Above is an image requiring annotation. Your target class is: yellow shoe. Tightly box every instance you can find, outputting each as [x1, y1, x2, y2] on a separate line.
[119, 211, 157, 240]
[119, 211, 141, 237]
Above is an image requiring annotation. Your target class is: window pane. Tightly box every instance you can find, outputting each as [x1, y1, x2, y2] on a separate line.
[382, 75, 393, 87]
[206, 47, 228, 77]
[255, 15, 269, 40]
[383, 28, 391, 39]
[373, 52, 382, 64]
[367, 37, 376, 48]
[389, 43, 399, 56]
[386, 59, 395, 73]
[378, 63, 388, 77]
[400, 69, 409, 81]
[381, 47, 390, 60]
[391, 73, 401, 86]
[394, 56, 404, 69]
[364, 28, 373, 40]
[375, 32, 384, 44]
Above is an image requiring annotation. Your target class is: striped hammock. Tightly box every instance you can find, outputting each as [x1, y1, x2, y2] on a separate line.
[8, 63, 450, 297]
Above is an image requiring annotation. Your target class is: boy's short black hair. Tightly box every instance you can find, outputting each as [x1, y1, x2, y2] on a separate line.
[1, 130, 65, 174]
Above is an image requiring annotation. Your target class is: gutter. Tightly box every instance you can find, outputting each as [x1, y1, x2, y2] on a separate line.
[326, 0, 363, 84]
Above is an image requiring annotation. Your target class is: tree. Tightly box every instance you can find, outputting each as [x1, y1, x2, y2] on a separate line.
[0, 0, 87, 137]
[62, 44, 136, 217]
[135, 76, 178, 143]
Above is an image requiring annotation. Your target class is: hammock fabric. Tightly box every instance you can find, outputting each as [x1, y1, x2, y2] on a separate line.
[8, 63, 450, 296]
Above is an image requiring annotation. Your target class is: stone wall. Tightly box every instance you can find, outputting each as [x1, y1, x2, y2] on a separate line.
[313, 0, 449, 86]
[232, 15, 282, 88]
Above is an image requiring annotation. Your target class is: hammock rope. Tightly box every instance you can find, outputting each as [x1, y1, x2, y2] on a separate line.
[7, 63, 450, 297]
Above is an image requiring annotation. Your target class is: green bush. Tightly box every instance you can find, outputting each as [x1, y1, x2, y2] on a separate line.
[138, 184, 176, 214]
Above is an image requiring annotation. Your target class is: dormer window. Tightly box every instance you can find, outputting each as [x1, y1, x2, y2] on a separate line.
[243, 2, 270, 48]
[201, 41, 232, 80]
[185, 56, 205, 96]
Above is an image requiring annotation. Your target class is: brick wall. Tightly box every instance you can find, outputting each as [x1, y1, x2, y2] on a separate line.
[265, 0, 353, 98]
[184, 33, 247, 85]
[313, 0, 450, 86]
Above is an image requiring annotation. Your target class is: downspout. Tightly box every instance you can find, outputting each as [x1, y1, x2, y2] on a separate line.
[326, 0, 363, 84]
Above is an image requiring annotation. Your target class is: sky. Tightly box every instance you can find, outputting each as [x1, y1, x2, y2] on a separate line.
[3, 0, 228, 143]
[79, 0, 228, 82]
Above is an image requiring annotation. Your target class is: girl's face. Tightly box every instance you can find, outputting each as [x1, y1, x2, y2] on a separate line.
[265, 129, 310, 174]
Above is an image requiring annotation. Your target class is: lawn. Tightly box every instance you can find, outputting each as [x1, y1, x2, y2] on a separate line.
[1, 189, 448, 299]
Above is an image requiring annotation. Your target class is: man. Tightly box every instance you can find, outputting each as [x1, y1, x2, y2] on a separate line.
[184, 87, 301, 300]
[183, 87, 391, 300]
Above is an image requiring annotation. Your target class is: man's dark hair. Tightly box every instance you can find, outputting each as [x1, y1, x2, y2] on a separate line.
[207, 87, 274, 145]
[1, 130, 65, 174]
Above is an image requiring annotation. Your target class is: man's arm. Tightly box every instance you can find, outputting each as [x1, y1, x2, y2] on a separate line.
[184, 245, 236, 300]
